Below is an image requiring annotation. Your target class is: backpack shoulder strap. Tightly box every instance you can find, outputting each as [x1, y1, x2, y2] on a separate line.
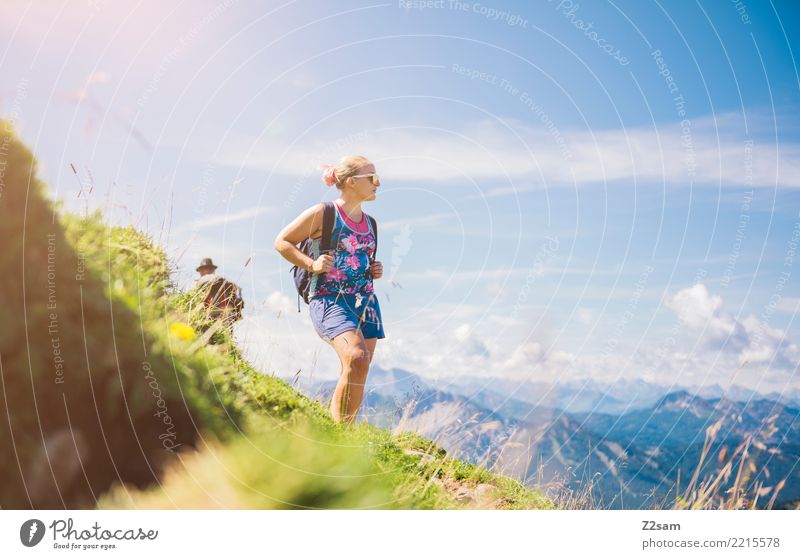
[321, 201, 335, 253]
[367, 214, 378, 263]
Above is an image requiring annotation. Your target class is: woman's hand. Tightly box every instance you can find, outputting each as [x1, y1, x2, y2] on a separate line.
[311, 253, 334, 274]
[370, 260, 383, 280]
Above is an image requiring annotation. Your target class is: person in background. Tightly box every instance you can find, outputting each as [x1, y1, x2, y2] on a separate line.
[193, 257, 244, 326]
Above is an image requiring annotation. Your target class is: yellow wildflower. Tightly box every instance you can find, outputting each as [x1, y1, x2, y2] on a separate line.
[170, 322, 195, 340]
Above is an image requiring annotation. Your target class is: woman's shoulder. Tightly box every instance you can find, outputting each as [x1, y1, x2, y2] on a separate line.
[298, 203, 327, 240]
[301, 203, 329, 224]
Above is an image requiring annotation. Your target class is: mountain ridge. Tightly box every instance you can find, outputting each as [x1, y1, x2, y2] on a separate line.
[293, 365, 800, 509]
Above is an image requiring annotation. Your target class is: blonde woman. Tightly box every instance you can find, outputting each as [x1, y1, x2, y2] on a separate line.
[274, 155, 384, 423]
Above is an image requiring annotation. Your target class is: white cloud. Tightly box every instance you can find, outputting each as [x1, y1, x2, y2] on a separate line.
[665, 283, 749, 351]
[172, 206, 275, 234]
[234, 298, 321, 378]
[214, 111, 800, 189]
[454, 323, 491, 358]
[502, 341, 545, 369]
[264, 290, 295, 314]
[739, 315, 799, 369]
[665, 283, 798, 371]
[234, 283, 799, 395]
[498, 341, 576, 380]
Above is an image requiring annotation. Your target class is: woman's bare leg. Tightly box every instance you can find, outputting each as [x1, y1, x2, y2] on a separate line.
[364, 337, 378, 364]
[328, 329, 373, 423]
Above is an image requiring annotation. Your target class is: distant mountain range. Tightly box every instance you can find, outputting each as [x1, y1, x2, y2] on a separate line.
[446, 375, 800, 415]
[290, 367, 800, 509]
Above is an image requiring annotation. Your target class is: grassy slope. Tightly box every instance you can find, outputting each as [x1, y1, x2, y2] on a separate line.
[63, 215, 552, 510]
[2, 120, 226, 508]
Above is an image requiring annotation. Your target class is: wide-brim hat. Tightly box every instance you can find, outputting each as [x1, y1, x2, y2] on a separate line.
[196, 257, 218, 272]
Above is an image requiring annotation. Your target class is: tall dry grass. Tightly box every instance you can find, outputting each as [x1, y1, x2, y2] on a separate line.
[671, 410, 787, 510]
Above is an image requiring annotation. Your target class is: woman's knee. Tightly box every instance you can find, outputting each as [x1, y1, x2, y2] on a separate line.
[343, 345, 371, 369]
[331, 331, 371, 370]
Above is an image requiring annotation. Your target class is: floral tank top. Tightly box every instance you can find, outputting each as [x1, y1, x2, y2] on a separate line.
[308, 203, 376, 300]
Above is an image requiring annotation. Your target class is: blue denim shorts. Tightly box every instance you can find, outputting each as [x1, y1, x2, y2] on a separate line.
[309, 293, 385, 342]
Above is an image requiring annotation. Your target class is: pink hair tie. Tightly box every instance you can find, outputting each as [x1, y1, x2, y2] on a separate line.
[319, 163, 337, 187]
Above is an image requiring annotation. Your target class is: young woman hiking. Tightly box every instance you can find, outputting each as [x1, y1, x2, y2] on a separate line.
[274, 155, 384, 424]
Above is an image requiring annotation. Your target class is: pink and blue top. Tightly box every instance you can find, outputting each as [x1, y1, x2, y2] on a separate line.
[308, 202, 376, 300]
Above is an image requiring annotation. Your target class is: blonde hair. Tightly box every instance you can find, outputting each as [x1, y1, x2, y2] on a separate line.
[321, 154, 371, 190]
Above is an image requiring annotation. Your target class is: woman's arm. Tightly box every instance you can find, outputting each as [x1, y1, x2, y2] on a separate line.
[274, 204, 332, 273]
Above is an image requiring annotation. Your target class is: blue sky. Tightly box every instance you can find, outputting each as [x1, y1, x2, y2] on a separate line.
[2, 0, 799, 393]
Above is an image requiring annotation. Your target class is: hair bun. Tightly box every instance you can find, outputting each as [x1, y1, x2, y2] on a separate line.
[320, 163, 337, 187]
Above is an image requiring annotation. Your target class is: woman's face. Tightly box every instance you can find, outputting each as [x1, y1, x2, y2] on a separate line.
[348, 163, 379, 201]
